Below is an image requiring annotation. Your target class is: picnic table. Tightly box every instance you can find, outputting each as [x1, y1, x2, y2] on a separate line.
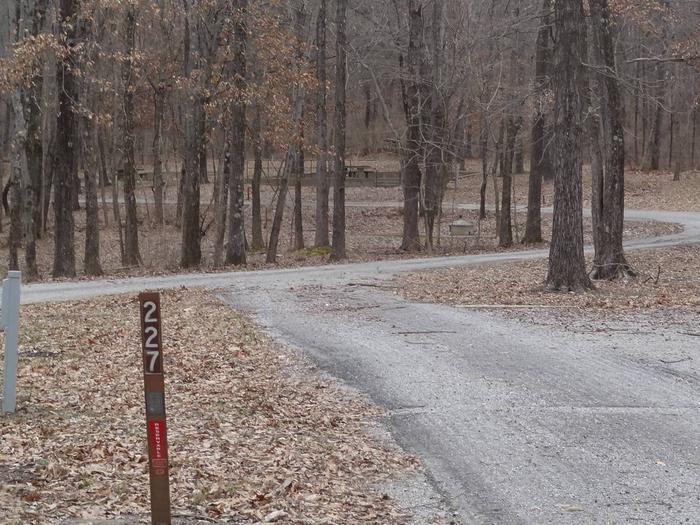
[346, 165, 376, 178]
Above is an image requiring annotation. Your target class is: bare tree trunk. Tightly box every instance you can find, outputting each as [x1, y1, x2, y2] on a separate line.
[100, 130, 124, 262]
[671, 108, 681, 181]
[546, 0, 591, 292]
[98, 131, 109, 227]
[25, 4, 46, 245]
[180, 2, 201, 268]
[8, 94, 27, 275]
[293, 144, 305, 251]
[291, 0, 307, 255]
[646, 63, 664, 171]
[314, 0, 330, 247]
[52, 0, 78, 278]
[668, 111, 674, 169]
[22, 92, 41, 277]
[266, 151, 292, 263]
[213, 143, 229, 266]
[499, 116, 521, 247]
[225, 0, 248, 266]
[492, 121, 504, 231]
[251, 104, 264, 250]
[424, 0, 446, 250]
[330, 0, 348, 260]
[589, 0, 632, 280]
[175, 165, 185, 227]
[181, 107, 202, 266]
[198, 103, 209, 184]
[400, 1, 423, 252]
[691, 109, 697, 169]
[152, 83, 165, 225]
[122, 5, 141, 267]
[0, 102, 9, 235]
[633, 55, 640, 167]
[524, 0, 551, 244]
[479, 121, 488, 219]
[83, 121, 102, 276]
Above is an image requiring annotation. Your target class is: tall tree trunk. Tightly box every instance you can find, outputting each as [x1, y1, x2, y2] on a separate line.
[589, 0, 632, 280]
[424, 0, 446, 250]
[267, 3, 307, 264]
[493, 120, 504, 231]
[25, 3, 46, 244]
[546, 0, 591, 292]
[646, 63, 664, 171]
[692, 109, 697, 169]
[100, 130, 124, 261]
[225, 0, 248, 266]
[175, 165, 185, 227]
[213, 143, 229, 266]
[266, 152, 291, 263]
[524, 0, 552, 244]
[8, 94, 27, 275]
[21, 54, 43, 276]
[293, 143, 305, 251]
[668, 112, 674, 169]
[499, 116, 521, 247]
[198, 103, 209, 184]
[633, 54, 640, 167]
[98, 130, 109, 227]
[314, 0, 330, 248]
[181, 109, 202, 266]
[180, 3, 201, 268]
[122, 5, 141, 267]
[400, 1, 423, 252]
[479, 122, 488, 219]
[251, 104, 264, 250]
[291, 0, 307, 255]
[52, 0, 78, 278]
[83, 121, 102, 276]
[330, 0, 348, 260]
[152, 83, 165, 225]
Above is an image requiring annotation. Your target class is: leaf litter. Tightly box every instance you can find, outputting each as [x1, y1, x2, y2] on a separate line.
[0, 289, 417, 524]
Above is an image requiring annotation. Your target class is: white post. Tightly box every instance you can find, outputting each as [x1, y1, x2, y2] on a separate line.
[2, 271, 21, 414]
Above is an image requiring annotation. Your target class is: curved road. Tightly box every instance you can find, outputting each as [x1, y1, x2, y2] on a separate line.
[17, 206, 700, 304]
[13, 206, 700, 524]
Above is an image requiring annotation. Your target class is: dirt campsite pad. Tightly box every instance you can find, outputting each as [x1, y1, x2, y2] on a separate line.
[0, 290, 417, 524]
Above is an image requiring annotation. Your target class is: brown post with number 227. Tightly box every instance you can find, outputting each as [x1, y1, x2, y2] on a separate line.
[139, 292, 172, 524]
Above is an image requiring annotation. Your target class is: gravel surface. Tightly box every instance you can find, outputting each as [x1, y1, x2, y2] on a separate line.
[224, 282, 700, 524]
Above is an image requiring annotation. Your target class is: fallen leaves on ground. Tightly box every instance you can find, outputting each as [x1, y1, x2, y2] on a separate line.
[397, 245, 700, 311]
[0, 290, 415, 524]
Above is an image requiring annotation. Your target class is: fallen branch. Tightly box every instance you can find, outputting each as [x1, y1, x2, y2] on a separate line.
[396, 330, 457, 335]
[455, 304, 580, 309]
[660, 357, 692, 364]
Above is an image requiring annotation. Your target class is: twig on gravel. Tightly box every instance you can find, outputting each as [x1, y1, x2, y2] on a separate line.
[396, 330, 457, 335]
[660, 357, 692, 364]
[455, 304, 580, 309]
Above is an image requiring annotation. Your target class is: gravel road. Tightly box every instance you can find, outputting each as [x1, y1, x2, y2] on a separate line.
[12, 206, 700, 523]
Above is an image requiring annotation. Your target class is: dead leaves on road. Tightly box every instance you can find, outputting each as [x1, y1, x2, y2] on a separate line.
[0, 290, 414, 524]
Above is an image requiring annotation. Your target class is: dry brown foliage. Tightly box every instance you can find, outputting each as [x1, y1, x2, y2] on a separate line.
[0, 290, 415, 524]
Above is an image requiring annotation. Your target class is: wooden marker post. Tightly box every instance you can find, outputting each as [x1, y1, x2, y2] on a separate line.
[138, 292, 172, 525]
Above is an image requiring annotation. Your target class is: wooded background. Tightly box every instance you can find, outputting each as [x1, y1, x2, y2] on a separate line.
[0, 0, 698, 289]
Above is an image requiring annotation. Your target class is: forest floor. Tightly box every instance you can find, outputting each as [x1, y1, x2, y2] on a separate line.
[396, 244, 700, 331]
[0, 289, 451, 525]
[0, 158, 696, 281]
[0, 202, 679, 282]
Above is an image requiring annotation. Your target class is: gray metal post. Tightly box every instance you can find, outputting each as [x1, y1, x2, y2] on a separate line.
[2, 271, 21, 414]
